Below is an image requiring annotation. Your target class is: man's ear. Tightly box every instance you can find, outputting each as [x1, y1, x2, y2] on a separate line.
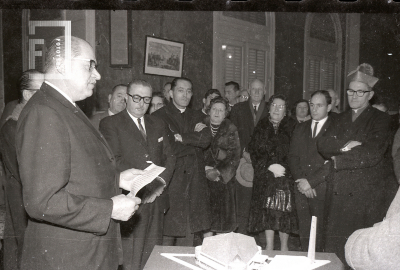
[368, 91, 375, 101]
[169, 89, 173, 99]
[203, 98, 206, 105]
[22, 90, 35, 102]
[108, 94, 112, 104]
[327, 103, 332, 113]
[335, 99, 340, 107]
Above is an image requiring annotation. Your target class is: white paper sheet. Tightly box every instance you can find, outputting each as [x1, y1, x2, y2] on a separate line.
[128, 163, 166, 197]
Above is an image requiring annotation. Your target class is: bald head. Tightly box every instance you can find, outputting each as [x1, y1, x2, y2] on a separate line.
[327, 89, 340, 108]
[44, 36, 101, 102]
[249, 79, 266, 104]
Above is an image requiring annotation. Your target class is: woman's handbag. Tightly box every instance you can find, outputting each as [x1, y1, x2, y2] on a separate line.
[264, 189, 292, 212]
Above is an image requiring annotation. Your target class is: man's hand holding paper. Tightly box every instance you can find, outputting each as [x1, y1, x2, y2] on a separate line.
[119, 168, 146, 191]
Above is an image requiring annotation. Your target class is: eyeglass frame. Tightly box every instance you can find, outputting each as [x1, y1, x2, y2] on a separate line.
[127, 93, 152, 104]
[72, 58, 98, 72]
[346, 89, 372, 97]
[270, 103, 286, 110]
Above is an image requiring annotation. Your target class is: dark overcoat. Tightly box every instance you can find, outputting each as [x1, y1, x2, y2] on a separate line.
[247, 116, 298, 234]
[0, 118, 28, 270]
[16, 83, 121, 270]
[317, 106, 391, 263]
[152, 102, 212, 236]
[100, 110, 176, 270]
[203, 117, 241, 232]
[229, 99, 269, 234]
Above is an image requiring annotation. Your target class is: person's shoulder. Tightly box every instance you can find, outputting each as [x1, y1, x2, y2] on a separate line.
[145, 113, 166, 126]
[91, 110, 108, 119]
[296, 118, 311, 129]
[152, 106, 168, 118]
[0, 118, 17, 137]
[232, 101, 247, 111]
[100, 110, 125, 126]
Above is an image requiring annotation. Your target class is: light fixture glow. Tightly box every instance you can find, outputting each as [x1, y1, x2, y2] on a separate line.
[222, 45, 227, 50]
[388, 53, 393, 56]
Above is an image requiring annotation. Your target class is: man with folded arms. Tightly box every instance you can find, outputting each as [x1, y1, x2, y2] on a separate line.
[16, 36, 142, 270]
[317, 63, 391, 265]
[153, 77, 212, 246]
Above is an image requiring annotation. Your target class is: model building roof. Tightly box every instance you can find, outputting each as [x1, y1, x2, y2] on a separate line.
[201, 232, 259, 265]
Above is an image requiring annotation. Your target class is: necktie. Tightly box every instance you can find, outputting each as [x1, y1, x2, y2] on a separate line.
[254, 105, 258, 115]
[312, 121, 319, 138]
[137, 118, 146, 141]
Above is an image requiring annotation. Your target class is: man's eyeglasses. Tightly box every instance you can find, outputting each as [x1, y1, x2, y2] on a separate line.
[347, 89, 371, 97]
[127, 93, 152, 104]
[73, 58, 98, 72]
[271, 103, 286, 110]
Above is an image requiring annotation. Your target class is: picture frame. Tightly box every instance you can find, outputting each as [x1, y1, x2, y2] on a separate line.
[144, 36, 184, 77]
[110, 10, 132, 68]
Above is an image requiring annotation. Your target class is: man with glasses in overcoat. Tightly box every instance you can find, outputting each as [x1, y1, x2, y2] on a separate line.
[317, 63, 391, 266]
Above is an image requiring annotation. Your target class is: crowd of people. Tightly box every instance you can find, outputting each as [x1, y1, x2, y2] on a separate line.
[0, 35, 399, 270]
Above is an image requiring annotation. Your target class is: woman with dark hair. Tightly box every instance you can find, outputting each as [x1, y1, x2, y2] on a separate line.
[292, 99, 311, 123]
[203, 97, 241, 235]
[247, 94, 298, 251]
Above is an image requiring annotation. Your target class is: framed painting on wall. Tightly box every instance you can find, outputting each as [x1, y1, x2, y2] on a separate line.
[144, 36, 184, 77]
[110, 10, 132, 68]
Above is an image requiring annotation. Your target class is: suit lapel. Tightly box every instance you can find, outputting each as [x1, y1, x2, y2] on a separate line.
[315, 117, 331, 139]
[165, 102, 184, 133]
[144, 115, 156, 145]
[121, 110, 147, 147]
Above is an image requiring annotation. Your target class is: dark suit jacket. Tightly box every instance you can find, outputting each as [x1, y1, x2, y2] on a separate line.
[16, 83, 121, 270]
[99, 110, 176, 270]
[90, 110, 112, 130]
[288, 117, 334, 199]
[230, 99, 269, 152]
[152, 102, 212, 236]
[0, 118, 28, 269]
[99, 110, 176, 207]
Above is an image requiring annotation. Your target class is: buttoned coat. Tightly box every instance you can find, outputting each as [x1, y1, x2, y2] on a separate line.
[317, 106, 391, 264]
[100, 110, 176, 270]
[152, 102, 212, 236]
[229, 99, 269, 234]
[16, 83, 121, 270]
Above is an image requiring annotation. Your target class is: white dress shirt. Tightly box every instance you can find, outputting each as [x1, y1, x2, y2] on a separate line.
[311, 116, 328, 138]
[127, 110, 146, 132]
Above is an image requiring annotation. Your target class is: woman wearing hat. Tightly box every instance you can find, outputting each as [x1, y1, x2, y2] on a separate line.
[203, 97, 241, 235]
[247, 94, 298, 251]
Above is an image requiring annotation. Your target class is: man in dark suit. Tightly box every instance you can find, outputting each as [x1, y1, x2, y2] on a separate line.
[0, 69, 43, 270]
[100, 80, 176, 270]
[318, 64, 391, 265]
[90, 84, 127, 130]
[229, 79, 269, 236]
[15, 36, 142, 270]
[288, 90, 334, 252]
[152, 77, 212, 246]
